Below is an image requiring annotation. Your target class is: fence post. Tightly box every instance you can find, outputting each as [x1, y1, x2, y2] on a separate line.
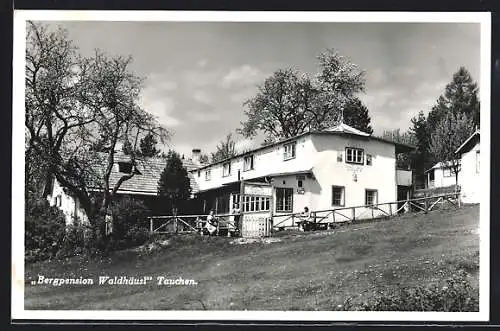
[424, 194, 429, 214]
[352, 207, 355, 222]
[389, 203, 392, 216]
[150, 218, 153, 234]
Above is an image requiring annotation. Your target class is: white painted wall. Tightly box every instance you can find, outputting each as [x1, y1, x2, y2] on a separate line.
[47, 178, 89, 226]
[193, 136, 315, 192]
[458, 141, 480, 204]
[272, 135, 399, 227]
[427, 167, 457, 188]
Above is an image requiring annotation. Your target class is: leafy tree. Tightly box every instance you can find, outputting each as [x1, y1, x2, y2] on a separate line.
[157, 150, 192, 214]
[139, 133, 160, 157]
[342, 98, 373, 134]
[427, 67, 480, 132]
[211, 133, 237, 163]
[239, 49, 365, 140]
[25, 22, 169, 243]
[429, 112, 475, 186]
[410, 111, 433, 179]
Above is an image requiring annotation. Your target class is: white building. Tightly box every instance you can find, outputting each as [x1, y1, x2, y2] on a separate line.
[424, 161, 460, 189]
[47, 151, 206, 226]
[455, 130, 480, 204]
[189, 123, 414, 227]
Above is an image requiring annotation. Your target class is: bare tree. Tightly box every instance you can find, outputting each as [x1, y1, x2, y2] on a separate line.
[429, 112, 475, 186]
[211, 133, 237, 162]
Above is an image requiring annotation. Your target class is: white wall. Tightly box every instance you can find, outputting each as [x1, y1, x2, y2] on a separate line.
[272, 135, 398, 227]
[459, 142, 480, 204]
[193, 136, 315, 192]
[47, 178, 89, 226]
[428, 167, 457, 188]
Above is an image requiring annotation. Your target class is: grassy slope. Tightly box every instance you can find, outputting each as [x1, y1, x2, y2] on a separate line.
[24, 204, 479, 310]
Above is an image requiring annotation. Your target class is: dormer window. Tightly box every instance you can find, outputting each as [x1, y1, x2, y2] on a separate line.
[222, 162, 231, 177]
[118, 162, 133, 174]
[345, 147, 364, 164]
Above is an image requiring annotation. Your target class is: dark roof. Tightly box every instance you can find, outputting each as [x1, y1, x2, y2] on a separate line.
[455, 130, 480, 155]
[88, 152, 202, 195]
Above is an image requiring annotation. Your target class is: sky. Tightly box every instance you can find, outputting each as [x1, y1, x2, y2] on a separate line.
[48, 20, 480, 158]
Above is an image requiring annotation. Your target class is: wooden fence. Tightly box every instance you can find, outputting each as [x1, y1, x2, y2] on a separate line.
[146, 213, 240, 235]
[146, 192, 461, 236]
[271, 192, 461, 230]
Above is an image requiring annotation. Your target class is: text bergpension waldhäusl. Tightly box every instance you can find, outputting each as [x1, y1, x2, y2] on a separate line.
[31, 275, 198, 286]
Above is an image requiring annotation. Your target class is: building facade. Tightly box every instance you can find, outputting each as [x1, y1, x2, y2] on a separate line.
[455, 130, 480, 204]
[190, 124, 414, 227]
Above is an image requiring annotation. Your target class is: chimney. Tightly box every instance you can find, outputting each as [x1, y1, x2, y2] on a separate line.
[191, 148, 201, 165]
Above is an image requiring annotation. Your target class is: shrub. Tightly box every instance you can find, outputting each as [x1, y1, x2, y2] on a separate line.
[360, 270, 478, 311]
[25, 195, 67, 262]
[102, 196, 151, 252]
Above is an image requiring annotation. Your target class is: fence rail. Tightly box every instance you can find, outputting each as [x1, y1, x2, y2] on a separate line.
[146, 213, 241, 235]
[146, 192, 461, 236]
[272, 192, 461, 230]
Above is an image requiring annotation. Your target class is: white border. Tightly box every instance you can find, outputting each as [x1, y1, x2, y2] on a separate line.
[12, 10, 491, 322]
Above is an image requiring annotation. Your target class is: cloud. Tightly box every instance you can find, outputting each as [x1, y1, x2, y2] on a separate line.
[139, 87, 182, 128]
[182, 69, 222, 87]
[197, 59, 208, 68]
[193, 90, 213, 104]
[186, 110, 221, 123]
[221, 64, 264, 88]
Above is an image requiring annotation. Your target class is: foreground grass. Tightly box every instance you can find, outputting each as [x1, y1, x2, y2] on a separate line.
[24, 204, 480, 310]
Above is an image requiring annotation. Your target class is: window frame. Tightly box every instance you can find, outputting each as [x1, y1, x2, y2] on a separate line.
[442, 167, 453, 177]
[476, 150, 480, 173]
[243, 155, 254, 171]
[331, 186, 345, 207]
[365, 189, 378, 206]
[275, 187, 294, 213]
[366, 154, 373, 166]
[222, 162, 231, 177]
[205, 169, 211, 181]
[345, 147, 364, 165]
[283, 142, 296, 161]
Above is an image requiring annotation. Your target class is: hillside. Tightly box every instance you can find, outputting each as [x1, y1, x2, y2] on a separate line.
[24, 204, 480, 311]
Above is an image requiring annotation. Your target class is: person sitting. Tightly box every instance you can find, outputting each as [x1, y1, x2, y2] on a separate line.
[299, 206, 312, 232]
[205, 210, 218, 236]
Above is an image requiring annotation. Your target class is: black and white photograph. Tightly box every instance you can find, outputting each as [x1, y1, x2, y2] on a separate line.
[11, 11, 490, 321]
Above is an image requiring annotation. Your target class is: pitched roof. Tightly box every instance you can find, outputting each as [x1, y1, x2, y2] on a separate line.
[455, 130, 480, 155]
[424, 160, 461, 173]
[88, 152, 202, 196]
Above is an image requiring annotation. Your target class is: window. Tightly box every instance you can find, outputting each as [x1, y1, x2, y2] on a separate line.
[332, 186, 345, 206]
[243, 155, 254, 171]
[205, 169, 211, 181]
[283, 142, 296, 160]
[365, 189, 378, 206]
[345, 147, 364, 164]
[429, 170, 435, 181]
[476, 150, 480, 173]
[231, 193, 240, 210]
[118, 162, 133, 173]
[56, 195, 62, 207]
[276, 187, 293, 212]
[366, 154, 372, 166]
[443, 167, 453, 177]
[222, 162, 231, 177]
[298, 180, 303, 188]
[197, 170, 201, 177]
[241, 195, 271, 212]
